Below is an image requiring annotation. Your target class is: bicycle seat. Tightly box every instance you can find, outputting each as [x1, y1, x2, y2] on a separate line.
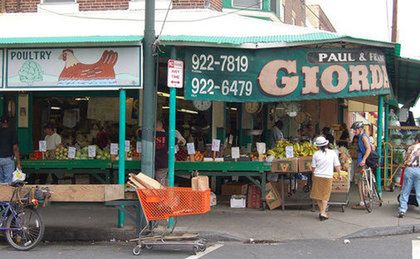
[10, 180, 27, 187]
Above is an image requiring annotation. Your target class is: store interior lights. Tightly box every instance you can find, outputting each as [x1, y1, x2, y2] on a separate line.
[161, 106, 198, 114]
[157, 91, 185, 100]
[50, 106, 61, 110]
[75, 97, 90, 101]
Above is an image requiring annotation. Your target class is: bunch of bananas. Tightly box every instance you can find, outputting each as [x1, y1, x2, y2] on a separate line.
[267, 140, 318, 159]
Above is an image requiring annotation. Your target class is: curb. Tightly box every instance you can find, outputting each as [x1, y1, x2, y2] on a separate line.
[344, 224, 420, 239]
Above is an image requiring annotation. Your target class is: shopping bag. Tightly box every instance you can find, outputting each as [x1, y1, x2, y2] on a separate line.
[12, 168, 26, 182]
[191, 175, 209, 191]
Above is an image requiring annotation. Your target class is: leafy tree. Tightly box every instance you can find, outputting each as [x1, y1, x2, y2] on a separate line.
[19, 60, 43, 85]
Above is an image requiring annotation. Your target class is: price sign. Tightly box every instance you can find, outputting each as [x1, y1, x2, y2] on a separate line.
[187, 143, 196, 155]
[167, 59, 184, 88]
[285, 146, 294, 158]
[211, 139, 221, 152]
[88, 145, 96, 158]
[39, 141, 47, 152]
[136, 141, 142, 153]
[125, 140, 131, 152]
[256, 142, 266, 155]
[231, 147, 240, 159]
[228, 134, 234, 145]
[68, 147, 76, 159]
[110, 143, 118, 155]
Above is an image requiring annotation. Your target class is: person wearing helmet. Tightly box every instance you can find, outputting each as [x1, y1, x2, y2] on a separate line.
[350, 121, 372, 209]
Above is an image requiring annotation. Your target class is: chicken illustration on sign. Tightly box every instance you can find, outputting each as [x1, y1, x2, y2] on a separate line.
[58, 49, 118, 86]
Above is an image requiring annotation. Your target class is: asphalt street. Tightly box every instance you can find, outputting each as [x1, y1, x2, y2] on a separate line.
[0, 233, 419, 259]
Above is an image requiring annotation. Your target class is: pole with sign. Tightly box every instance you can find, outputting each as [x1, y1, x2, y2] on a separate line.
[168, 49, 183, 228]
[168, 53, 184, 188]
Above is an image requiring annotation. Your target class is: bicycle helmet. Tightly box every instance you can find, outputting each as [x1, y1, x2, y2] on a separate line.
[351, 121, 364, 130]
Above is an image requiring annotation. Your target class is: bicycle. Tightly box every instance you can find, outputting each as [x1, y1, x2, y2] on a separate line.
[361, 167, 383, 213]
[0, 181, 46, 251]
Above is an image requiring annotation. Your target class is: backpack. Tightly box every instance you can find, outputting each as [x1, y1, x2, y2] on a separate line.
[366, 150, 379, 169]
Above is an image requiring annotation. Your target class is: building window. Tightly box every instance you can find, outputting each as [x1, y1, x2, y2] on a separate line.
[38, 0, 78, 13]
[231, 0, 262, 10]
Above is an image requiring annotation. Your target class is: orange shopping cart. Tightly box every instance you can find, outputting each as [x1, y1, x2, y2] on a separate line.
[132, 187, 211, 256]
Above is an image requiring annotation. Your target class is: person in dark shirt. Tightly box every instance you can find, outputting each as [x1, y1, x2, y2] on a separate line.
[322, 127, 335, 147]
[0, 115, 21, 183]
[155, 120, 168, 185]
[337, 123, 350, 148]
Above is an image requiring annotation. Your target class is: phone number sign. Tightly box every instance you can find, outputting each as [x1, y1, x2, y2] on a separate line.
[184, 47, 391, 103]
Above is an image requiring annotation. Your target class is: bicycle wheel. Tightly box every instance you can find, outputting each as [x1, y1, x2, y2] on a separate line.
[371, 177, 383, 207]
[5, 207, 45, 251]
[362, 172, 373, 213]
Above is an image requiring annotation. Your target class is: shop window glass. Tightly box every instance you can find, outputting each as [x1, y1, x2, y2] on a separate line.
[231, 0, 262, 10]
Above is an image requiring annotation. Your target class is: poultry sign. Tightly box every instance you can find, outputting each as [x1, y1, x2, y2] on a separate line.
[58, 49, 118, 86]
[5, 46, 142, 90]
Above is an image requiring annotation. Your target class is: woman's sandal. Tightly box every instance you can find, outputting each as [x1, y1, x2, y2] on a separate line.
[319, 214, 329, 221]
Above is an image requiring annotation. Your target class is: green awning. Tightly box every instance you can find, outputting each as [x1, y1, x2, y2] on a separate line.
[394, 57, 420, 107]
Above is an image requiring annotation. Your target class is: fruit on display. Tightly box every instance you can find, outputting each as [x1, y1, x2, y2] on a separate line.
[338, 147, 352, 172]
[333, 171, 349, 181]
[194, 151, 204, 161]
[175, 147, 188, 161]
[30, 151, 43, 160]
[55, 146, 68, 160]
[267, 140, 318, 159]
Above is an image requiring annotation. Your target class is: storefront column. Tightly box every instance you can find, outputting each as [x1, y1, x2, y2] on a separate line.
[384, 103, 390, 190]
[376, 95, 384, 195]
[168, 47, 177, 188]
[118, 89, 126, 227]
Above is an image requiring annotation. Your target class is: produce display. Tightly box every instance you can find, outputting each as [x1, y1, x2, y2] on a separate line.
[338, 147, 352, 172]
[267, 140, 318, 159]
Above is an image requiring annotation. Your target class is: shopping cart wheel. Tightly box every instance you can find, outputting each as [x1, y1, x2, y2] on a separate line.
[133, 245, 142, 256]
[145, 244, 153, 250]
[341, 206, 345, 213]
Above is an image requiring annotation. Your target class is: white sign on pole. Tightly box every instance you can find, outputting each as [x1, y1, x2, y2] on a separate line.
[256, 142, 266, 155]
[231, 147, 240, 159]
[187, 143, 196, 155]
[167, 59, 184, 88]
[211, 139, 221, 152]
[285, 146, 294, 158]
[110, 143, 119, 155]
[68, 147, 76, 159]
[125, 140, 131, 152]
[39, 141, 47, 152]
[88, 145, 96, 158]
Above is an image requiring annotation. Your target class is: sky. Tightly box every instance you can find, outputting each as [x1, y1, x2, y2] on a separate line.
[306, 0, 420, 117]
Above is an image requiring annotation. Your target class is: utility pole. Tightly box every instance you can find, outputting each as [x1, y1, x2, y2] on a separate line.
[141, 0, 156, 177]
[391, 0, 398, 43]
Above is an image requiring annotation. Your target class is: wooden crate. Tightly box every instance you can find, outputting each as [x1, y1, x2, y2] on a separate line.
[0, 184, 124, 202]
[271, 158, 299, 173]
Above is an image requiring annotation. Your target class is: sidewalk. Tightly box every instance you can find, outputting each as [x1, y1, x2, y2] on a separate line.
[39, 187, 420, 242]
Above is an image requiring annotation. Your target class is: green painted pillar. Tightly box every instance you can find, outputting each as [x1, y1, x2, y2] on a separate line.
[118, 89, 126, 228]
[168, 47, 177, 188]
[168, 48, 177, 229]
[384, 103, 390, 190]
[376, 95, 384, 195]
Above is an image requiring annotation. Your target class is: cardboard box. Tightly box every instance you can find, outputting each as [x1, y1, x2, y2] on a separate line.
[247, 185, 261, 209]
[221, 182, 248, 196]
[210, 192, 217, 206]
[271, 158, 299, 173]
[192, 176, 209, 191]
[298, 156, 313, 172]
[265, 182, 282, 210]
[332, 178, 350, 193]
[230, 195, 246, 208]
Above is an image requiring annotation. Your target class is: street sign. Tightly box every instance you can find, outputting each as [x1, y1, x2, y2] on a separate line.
[167, 59, 184, 88]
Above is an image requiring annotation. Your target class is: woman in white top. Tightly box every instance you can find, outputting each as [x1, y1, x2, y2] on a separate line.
[310, 136, 341, 221]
